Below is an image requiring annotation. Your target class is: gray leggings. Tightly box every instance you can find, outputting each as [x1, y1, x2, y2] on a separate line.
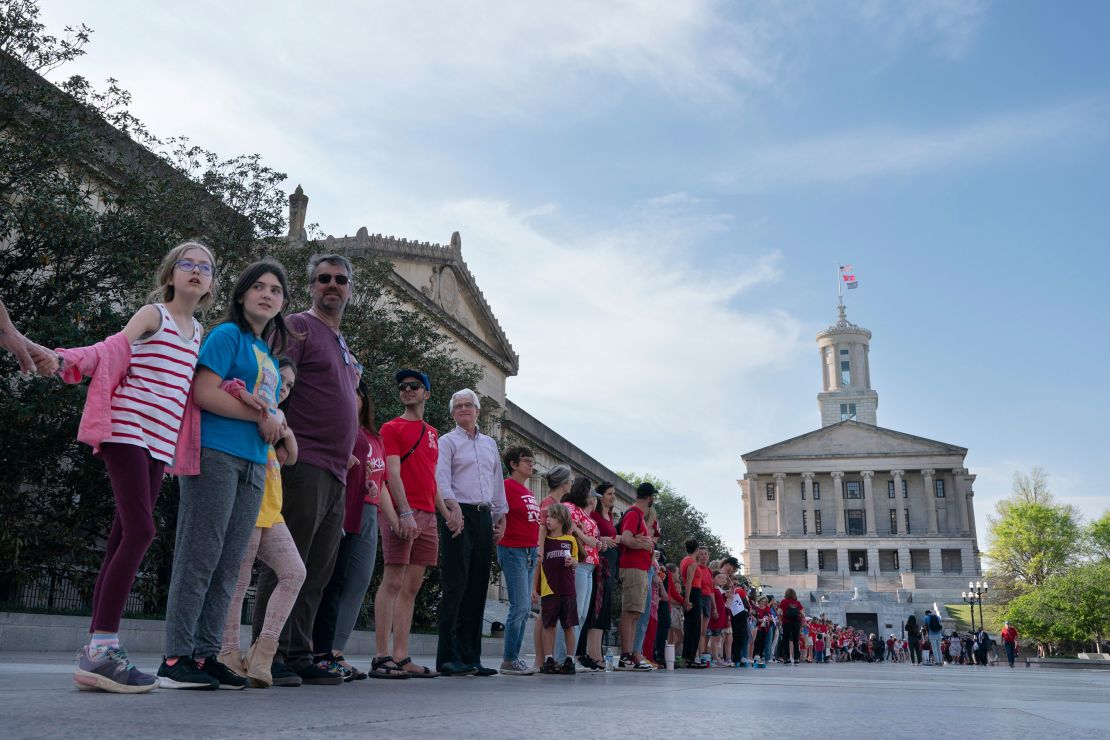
[164, 447, 265, 658]
[331, 503, 379, 652]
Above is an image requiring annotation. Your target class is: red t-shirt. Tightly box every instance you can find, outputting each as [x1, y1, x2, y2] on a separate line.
[710, 589, 728, 629]
[501, 478, 540, 548]
[1001, 626, 1018, 644]
[667, 575, 684, 603]
[697, 565, 713, 593]
[380, 417, 439, 512]
[618, 506, 651, 570]
[679, 556, 699, 595]
[591, 509, 617, 540]
[779, 597, 804, 623]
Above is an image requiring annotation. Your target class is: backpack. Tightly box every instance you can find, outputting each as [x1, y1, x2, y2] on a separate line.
[927, 614, 942, 632]
[785, 603, 800, 622]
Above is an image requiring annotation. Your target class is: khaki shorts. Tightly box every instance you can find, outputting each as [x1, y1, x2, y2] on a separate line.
[620, 568, 649, 614]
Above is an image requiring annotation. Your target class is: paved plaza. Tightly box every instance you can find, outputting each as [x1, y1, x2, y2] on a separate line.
[1, 652, 1107, 739]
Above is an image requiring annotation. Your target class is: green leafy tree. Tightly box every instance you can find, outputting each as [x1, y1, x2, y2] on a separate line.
[1085, 511, 1110, 562]
[618, 472, 730, 567]
[985, 469, 1081, 600]
[1004, 561, 1110, 652]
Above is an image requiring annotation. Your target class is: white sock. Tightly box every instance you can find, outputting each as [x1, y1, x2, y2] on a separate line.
[89, 634, 119, 654]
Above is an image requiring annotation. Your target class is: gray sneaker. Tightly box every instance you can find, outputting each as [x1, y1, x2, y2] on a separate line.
[74, 646, 157, 693]
[499, 659, 536, 676]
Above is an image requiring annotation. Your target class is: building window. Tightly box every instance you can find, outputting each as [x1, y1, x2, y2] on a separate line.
[812, 482, 820, 500]
[814, 510, 822, 534]
[892, 551, 900, 570]
[839, 402, 856, 421]
[904, 509, 911, 534]
[840, 350, 851, 386]
[800, 482, 805, 500]
[889, 508, 898, 534]
[935, 480, 946, 498]
[845, 510, 865, 535]
[802, 511, 808, 534]
[844, 481, 862, 499]
[887, 480, 895, 499]
[903, 480, 908, 498]
[766, 483, 775, 501]
[817, 551, 825, 570]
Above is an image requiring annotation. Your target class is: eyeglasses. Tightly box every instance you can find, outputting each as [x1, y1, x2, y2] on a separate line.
[315, 273, 349, 285]
[398, 381, 424, 391]
[175, 259, 213, 276]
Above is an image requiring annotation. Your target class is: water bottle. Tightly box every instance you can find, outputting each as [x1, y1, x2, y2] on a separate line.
[604, 647, 613, 672]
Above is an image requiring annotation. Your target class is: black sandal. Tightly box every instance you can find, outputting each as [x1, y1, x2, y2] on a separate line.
[396, 656, 439, 678]
[368, 656, 411, 679]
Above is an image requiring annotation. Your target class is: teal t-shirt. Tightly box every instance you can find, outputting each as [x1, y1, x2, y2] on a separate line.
[197, 322, 280, 465]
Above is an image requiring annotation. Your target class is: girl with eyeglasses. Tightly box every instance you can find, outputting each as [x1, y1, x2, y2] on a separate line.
[160, 259, 296, 690]
[46, 241, 216, 693]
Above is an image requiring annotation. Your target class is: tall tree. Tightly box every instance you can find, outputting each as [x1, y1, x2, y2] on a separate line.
[619, 472, 730, 567]
[986, 469, 1082, 600]
[1086, 511, 1110, 563]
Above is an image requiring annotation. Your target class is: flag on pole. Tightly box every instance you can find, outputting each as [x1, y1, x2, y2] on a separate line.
[840, 264, 859, 290]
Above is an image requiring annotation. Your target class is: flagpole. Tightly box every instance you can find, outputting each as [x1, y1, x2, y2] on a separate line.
[837, 265, 843, 308]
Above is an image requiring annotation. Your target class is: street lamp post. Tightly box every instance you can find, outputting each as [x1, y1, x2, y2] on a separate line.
[967, 581, 989, 633]
[962, 591, 977, 632]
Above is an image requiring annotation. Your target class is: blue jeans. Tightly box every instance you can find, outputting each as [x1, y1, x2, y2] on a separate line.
[497, 545, 536, 664]
[632, 564, 655, 655]
[555, 561, 595, 661]
[928, 631, 943, 663]
[1005, 642, 1015, 667]
[763, 625, 777, 661]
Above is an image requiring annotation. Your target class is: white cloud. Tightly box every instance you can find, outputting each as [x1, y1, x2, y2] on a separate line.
[853, 0, 990, 60]
[715, 100, 1105, 191]
[358, 194, 806, 554]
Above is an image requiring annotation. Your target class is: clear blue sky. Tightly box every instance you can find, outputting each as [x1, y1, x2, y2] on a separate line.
[42, 1, 1110, 556]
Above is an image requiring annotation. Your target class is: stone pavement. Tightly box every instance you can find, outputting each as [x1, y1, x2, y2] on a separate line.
[1, 653, 1108, 739]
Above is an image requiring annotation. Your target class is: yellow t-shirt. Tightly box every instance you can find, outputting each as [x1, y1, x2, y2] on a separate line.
[254, 446, 283, 528]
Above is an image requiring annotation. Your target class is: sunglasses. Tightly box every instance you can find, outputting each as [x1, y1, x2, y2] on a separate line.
[398, 381, 424, 391]
[175, 259, 213, 277]
[315, 273, 349, 285]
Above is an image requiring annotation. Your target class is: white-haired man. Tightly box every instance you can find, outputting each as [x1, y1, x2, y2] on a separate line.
[434, 388, 507, 676]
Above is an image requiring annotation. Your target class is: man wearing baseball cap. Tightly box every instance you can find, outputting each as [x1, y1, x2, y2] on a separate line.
[616, 482, 657, 670]
[372, 369, 463, 678]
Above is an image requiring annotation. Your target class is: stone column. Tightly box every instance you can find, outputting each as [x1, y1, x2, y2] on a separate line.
[802, 472, 815, 536]
[897, 545, 911, 573]
[892, 470, 906, 535]
[745, 474, 758, 536]
[831, 472, 845, 536]
[953, 468, 970, 535]
[928, 547, 942, 575]
[836, 547, 849, 576]
[778, 547, 790, 575]
[862, 471, 876, 535]
[774, 473, 786, 535]
[866, 545, 880, 576]
[922, 469, 938, 535]
[965, 473, 978, 544]
[807, 546, 819, 574]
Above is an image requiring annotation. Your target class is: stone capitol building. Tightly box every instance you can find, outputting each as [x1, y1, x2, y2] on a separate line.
[738, 305, 981, 635]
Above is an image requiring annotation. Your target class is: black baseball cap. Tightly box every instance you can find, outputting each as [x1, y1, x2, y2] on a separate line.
[636, 482, 657, 499]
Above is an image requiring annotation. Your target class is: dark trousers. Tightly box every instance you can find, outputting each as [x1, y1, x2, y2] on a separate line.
[253, 462, 344, 671]
[311, 526, 356, 656]
[730, 612, 749, 662]
[682, 588, 703, 663]
[436, 504, 493, 669]
[1005, 642, 1015, 666]
[907, 634, 922, 663]
[654, 599, 671, 662]
[781, 621, 800, 660]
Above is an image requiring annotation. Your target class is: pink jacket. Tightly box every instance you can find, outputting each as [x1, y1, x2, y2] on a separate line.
[58, 332, 202, 475]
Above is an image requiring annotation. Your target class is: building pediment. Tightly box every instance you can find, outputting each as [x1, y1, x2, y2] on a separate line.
[742, 421, 966, 462]
[318, 229, 519, 376]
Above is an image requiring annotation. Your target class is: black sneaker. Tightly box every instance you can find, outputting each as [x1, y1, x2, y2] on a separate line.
[297, 661, 344, 685]
[559, 657, 577, 675]
[157, 656, 218, 690]
[271, 661, 302, 687]
[325, 655, 366, 682]
[541, 657, 557, 675]
[199, 654, 247, 690]
[616, 653, 637, 671]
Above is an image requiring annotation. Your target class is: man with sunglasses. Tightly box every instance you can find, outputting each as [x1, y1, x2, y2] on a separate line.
[252, 254, 360, 686]
[374, 369, 461, 678]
